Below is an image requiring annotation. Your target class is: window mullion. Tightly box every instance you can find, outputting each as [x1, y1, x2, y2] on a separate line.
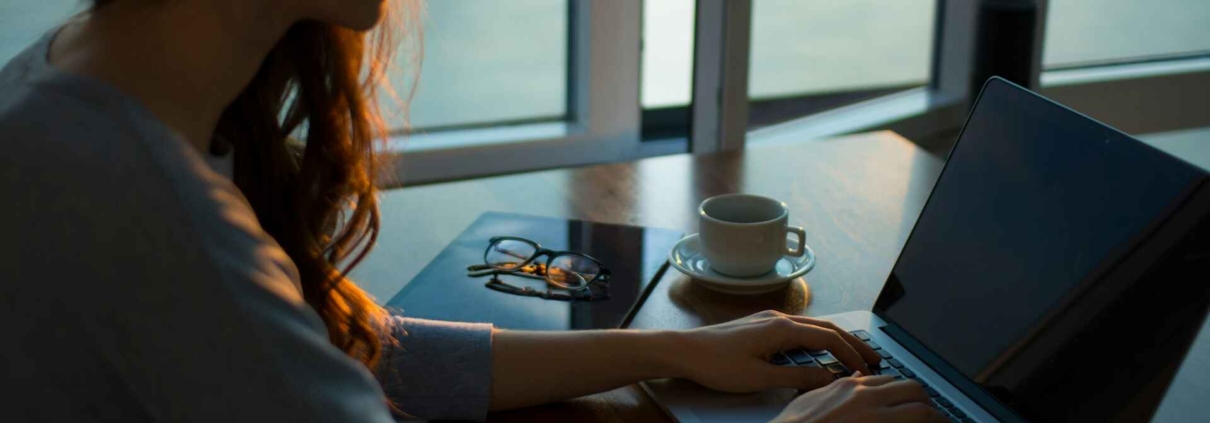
[689, 0, 751, 153]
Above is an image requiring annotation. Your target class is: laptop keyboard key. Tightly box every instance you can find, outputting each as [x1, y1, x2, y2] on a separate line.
[771, 353, 791, 366]
[950, 408, 967, 418]
[801, 360, 821, 368]
[878, 350, 893, 359]
[935, 397, 953, 408]
[925, 387, 940, 397]
[864, 340, 881, 350]
[851, 330, 871, 341]
[808, 349, 829, 356]
[899, 368, 916, 378]
[825, 363, 852, 377]
[816, 355, 839, 366]
[785, 349, 814, 365]
[888, 358, 904, 368]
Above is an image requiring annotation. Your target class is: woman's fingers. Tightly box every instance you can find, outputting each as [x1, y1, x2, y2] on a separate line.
[761, 364, 837, 391]
[784, 315, 883, 366]
[882, 401, 949, 423]
[867, 380, 933, 407]
[855, 374, 896, 386]
[791, 323, 872, 375]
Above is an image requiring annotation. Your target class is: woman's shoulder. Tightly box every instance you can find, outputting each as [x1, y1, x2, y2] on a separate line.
[0, 29, 175, 164]
[0, 28, 229, 199]
[0, 44, 309, 309]
[0, 61, 155, 182]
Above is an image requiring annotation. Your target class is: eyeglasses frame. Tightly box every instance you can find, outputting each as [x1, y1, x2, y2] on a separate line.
[481, 236, 612, 291]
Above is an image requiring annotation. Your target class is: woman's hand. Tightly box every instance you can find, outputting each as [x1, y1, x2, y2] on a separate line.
[489, 310, 885, 411]
[671, 310, 884, 393]
[771, 373, 947, 423]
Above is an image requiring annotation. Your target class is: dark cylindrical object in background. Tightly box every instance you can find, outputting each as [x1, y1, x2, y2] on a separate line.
[970, 0, 1041, 105]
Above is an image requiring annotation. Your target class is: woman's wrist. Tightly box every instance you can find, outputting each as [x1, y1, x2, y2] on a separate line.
[631, 329, 695, 381]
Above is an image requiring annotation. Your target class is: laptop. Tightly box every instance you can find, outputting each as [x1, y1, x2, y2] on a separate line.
[642, 77, 1210, 423]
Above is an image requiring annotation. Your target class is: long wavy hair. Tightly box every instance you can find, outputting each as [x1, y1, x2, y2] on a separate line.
[91, 0, 422, 371]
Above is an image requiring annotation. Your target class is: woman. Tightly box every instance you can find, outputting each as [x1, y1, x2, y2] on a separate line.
[0, 0, 944, 421]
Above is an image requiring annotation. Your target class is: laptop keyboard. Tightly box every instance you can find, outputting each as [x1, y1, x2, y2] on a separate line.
[770, 330, 974, 423]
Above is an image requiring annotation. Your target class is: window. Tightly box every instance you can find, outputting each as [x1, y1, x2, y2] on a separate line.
[402, 0, 568, 131]
[1043, 0, 1210, 69]
[1037, 1, 1210, 140]
[641, 0, 695, 110]
[390, 1, 642, 184]
[640, 0, 695, 141]
[640, 0, 939, 139]
[745, 0, 937, 129]
[748, 0, 1210, 153]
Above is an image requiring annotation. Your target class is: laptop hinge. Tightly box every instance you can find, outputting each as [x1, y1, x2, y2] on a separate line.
[875, 321, 1027, 423]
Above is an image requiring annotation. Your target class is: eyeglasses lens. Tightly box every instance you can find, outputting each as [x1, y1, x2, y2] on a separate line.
[486, 239, 537, 270]
[547, 255, 601, 289]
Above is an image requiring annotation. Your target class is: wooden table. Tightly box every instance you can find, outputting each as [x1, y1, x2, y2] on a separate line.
[353, 131, 1209, 422]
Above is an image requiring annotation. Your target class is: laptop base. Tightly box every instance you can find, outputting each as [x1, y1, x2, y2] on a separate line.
[641, 311, 994, 423]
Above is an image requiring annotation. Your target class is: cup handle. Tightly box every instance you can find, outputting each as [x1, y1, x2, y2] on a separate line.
[786, 226, 807, 257]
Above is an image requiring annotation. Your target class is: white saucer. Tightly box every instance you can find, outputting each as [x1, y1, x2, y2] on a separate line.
[667, 233, 816, 295]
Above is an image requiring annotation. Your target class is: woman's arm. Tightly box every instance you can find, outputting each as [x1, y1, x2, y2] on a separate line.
[490, 311, 885, 411]
[489, 329, 672, 410]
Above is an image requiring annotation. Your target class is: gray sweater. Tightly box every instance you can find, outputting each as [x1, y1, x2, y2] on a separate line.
[0, 30, 492, 422]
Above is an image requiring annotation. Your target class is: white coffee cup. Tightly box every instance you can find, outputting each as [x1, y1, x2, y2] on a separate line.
[698, 194, 807, 277]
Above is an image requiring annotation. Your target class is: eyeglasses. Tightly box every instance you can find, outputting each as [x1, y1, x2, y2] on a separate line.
[466, 236, 612, 301]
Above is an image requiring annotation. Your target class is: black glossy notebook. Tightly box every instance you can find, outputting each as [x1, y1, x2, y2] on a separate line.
[385, 212, 684, 330]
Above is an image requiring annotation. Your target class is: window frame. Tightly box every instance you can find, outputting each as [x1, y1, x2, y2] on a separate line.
[382, 0, 647, 186]
[1038, 55, 1210, 136]
[748, 0, 975, 149]
[748, 0, 1210, 151]
[386, 0, 1210, 186]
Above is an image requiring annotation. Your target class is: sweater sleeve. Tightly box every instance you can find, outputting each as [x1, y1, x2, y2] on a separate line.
[378, 316, 495, 421]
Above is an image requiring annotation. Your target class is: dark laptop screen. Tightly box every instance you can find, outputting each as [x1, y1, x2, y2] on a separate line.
[874, 79, 1210, 422]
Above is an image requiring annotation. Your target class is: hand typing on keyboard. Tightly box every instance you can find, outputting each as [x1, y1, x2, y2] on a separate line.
[669, 310, 948, 423]
[670, 310, 883, 393]
[771, 330, 971, 422]
[769, 372, 947, 423]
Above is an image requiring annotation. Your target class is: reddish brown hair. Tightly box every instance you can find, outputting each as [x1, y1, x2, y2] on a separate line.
[217, 7, 419, 369]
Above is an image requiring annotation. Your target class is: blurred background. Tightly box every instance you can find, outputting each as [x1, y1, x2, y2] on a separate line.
[2, 0, 1208, 183]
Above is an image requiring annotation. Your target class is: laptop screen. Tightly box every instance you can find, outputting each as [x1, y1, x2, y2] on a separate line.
[873, 78, 1210, 422]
